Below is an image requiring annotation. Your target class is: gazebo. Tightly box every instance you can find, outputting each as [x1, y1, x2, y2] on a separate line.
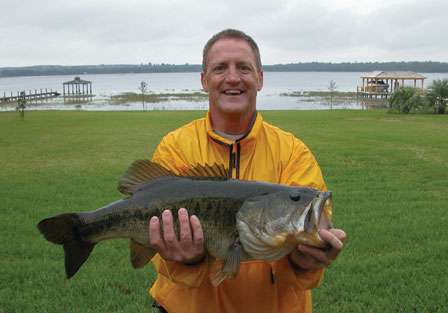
[358, 71, 426, 99]
[63, 77, 93, 97]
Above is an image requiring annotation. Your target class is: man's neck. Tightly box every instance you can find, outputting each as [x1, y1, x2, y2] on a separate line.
[210, 110, 256, 135]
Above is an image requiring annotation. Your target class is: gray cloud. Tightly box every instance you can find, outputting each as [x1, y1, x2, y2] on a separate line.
[1, 0, 447, 66]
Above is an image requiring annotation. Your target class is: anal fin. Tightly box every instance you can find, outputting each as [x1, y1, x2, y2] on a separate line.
[130, 239, 155, 268]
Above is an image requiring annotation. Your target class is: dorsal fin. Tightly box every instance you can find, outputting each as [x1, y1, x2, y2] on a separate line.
[118, 160, 176, 195]
[118, 160, 229, 195]
[183, 163, 229, 179]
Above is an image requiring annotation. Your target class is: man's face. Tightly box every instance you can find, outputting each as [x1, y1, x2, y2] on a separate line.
[201, 38, 263, 117]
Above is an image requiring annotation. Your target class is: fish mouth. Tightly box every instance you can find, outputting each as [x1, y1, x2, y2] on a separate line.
[306, 191, 332, 231]
[296, 191, 332, 247]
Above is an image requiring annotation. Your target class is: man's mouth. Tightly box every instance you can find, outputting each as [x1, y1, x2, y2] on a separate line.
[222, 89, 244, 95]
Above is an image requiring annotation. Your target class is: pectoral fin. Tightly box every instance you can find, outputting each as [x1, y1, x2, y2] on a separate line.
[130, 239, 155, 268]
[210, 240, 243, 287]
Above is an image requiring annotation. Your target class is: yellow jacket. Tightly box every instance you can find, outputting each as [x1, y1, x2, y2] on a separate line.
[150, 112, 330, 313]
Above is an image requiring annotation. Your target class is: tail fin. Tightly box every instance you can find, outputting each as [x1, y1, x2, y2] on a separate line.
[37, 213, 95, 279]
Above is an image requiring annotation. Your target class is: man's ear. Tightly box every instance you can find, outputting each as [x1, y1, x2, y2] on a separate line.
[257, 71, 264, 91]
[201, 72, 208, 92]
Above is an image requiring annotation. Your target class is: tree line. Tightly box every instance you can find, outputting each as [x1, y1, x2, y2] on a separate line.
[1, 61, 448, 78]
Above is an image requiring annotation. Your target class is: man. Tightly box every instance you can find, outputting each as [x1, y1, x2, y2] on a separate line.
[148, 29, 346, 313]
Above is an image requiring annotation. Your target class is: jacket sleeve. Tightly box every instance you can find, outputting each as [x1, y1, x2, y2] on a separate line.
[276, 136, 332, 290]
[150, 135, 209, 288]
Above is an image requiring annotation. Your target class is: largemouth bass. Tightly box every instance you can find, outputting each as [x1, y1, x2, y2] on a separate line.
[37, 160, 332, 285]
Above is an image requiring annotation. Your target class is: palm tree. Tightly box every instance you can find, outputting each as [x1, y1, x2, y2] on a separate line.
[389, 87, 424, 113]
[427, 79, 448, 114]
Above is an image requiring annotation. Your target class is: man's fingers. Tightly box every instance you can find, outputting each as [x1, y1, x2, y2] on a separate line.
[190, 215, 204, 247]
[178, 208, 192, 243]
[148, 209, 205, 264]
[329, 228, 347, 243]
[319, 229, 344, 250]
[149, 216, 164, 249]
[162, 209, 179, 249]
[298, 245, 331, 266]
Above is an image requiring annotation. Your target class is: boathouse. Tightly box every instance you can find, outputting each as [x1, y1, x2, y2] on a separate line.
[357, 71, 426, 99]
[63, 77, 93, 97]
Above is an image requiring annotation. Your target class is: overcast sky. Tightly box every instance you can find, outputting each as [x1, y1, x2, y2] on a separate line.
[1, 0, 447, 67]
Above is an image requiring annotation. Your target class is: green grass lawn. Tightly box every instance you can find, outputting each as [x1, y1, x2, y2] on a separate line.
[0, 110, 447, 313]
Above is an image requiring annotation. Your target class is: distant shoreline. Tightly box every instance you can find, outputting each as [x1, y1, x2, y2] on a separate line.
[1, 61, 448, 78]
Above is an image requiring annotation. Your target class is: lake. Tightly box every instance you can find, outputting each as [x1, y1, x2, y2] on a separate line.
[1, 72, 448, 111]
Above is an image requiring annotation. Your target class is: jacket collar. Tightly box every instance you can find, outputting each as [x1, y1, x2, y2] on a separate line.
[205, 111, 263, 146]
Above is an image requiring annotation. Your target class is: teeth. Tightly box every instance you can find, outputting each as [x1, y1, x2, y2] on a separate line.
[224, 90, 242, 95]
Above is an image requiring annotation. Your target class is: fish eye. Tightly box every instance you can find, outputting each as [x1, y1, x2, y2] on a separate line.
[289, 191, 301, 201]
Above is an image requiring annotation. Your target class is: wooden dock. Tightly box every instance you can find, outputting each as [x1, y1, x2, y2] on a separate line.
[1, 89, 60, 103]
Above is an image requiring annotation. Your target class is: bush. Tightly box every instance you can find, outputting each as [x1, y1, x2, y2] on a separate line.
[388, 87, 427, 113]
[426, 79, 448, 114]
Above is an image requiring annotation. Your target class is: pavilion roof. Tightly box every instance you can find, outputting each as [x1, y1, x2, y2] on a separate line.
[63, 76, 92, 84]
[360, 71, 426, 80]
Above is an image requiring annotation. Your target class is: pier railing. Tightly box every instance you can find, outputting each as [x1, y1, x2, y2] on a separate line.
[1, 89, 60, 103]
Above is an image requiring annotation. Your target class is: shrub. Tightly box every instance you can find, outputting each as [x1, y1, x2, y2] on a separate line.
[426, 79, 448, 114]
[388, 87, 427, 113]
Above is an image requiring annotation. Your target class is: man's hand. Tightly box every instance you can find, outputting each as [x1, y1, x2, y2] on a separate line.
[149, 208, 206, 265]
[288, 228, 346, 272]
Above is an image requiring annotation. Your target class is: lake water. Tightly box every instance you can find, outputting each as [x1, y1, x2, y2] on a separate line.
[1, 72, 448, 111]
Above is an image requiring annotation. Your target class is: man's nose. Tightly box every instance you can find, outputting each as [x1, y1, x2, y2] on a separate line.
[225, 67, 241, 84]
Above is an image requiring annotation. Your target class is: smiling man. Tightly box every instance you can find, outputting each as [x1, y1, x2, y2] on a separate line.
[148, 29, 346, 313]
[201, 36, 263, 134]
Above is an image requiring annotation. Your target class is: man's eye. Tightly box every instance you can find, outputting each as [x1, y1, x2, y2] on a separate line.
[213, 66, 225, 72]
[239, 65, 252, 73]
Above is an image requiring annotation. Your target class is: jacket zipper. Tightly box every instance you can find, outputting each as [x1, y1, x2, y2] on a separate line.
[228, 142, 241, 179]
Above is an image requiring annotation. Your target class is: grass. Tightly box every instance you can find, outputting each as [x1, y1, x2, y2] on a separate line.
[0, 110, 447, 313]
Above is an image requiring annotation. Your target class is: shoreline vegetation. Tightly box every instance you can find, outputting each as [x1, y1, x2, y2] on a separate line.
[110, 91, 208, 104]
[1, 61, 448, 78]
[280, 91, 359, 105]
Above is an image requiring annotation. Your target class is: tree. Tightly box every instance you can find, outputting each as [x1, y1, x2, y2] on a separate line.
[426, 79, 448, 114]
[138, 81, 148, 111]
[328, 80, 337, 109]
